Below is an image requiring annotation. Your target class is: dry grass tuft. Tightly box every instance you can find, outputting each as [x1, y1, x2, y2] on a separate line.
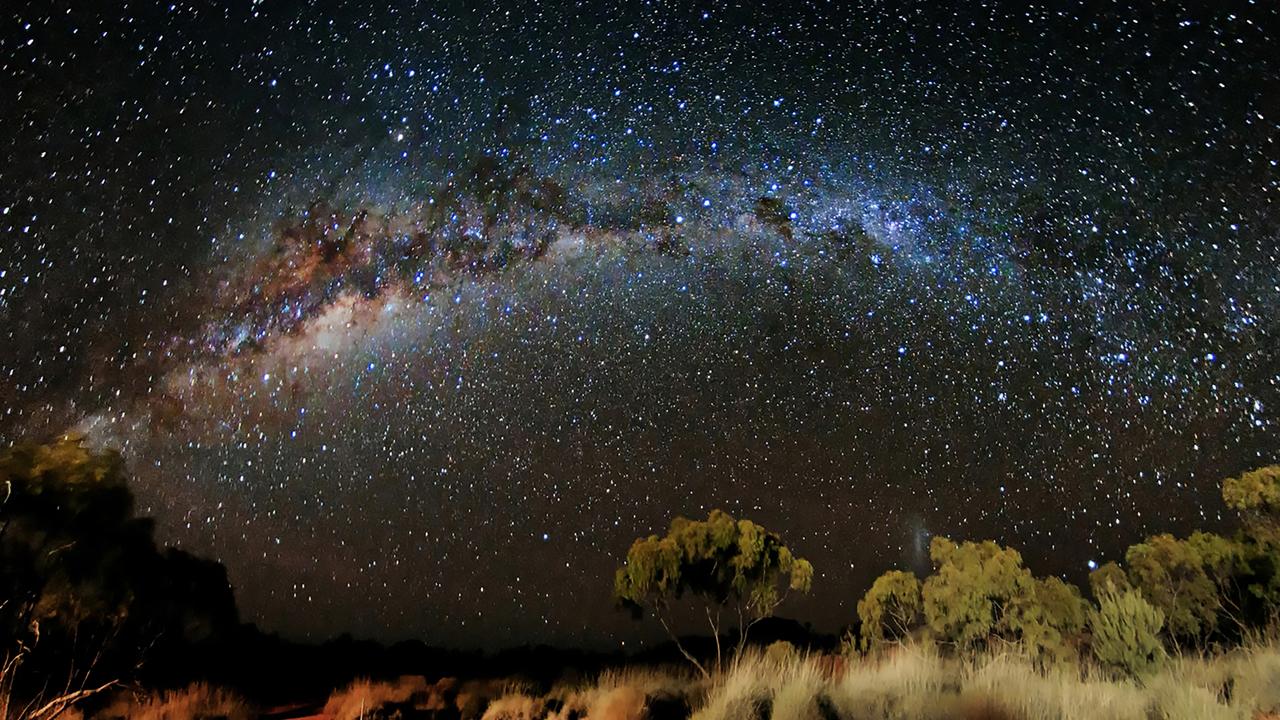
[1231, 644, 1280, 714]
[123, 639, 1280, 720]
[964, 652, 1148, 720]
[93, 682, 252, 720]
[689, 640, 1280, 720]
[321, 675, 430, 720]
[830, 644, 955, 720]
[479, 692, 545, 720]
[587, 684, 646, 720]
[456, 677, 519, 719]
[544, 664, 697, 720]
[690, 652, 773, 720]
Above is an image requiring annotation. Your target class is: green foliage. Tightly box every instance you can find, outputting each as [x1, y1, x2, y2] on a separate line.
[1223, 465, 1280, 517]
[1235, 537, 1280, 615]
[920, 538, 1083, 662]
[1188, 531, 1249, 609]
[1088, 583, 1167, 678]
[1224, 465, 1280, 542]
[1, 438, 138, 627]
[1123, 532, 1242, 643]
[1008, 576, 1087, 664]
[1216, 465, 1280, 622]
[1088, 561, 1132, 599]
[614, 510, 812, 674]
[921, 537, 1034, 650]
[614, 510, 813, 616]
[856, 570, 921, 652]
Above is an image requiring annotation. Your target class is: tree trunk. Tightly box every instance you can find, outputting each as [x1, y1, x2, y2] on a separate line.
[658, 615, 710, 680]
[706, 607, 723, 675]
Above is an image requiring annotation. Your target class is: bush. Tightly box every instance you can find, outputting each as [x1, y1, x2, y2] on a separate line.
[922, 538, 1035, 650]
[1007, 576, 1087, 664]
[1089, 586, 1167, 678]
[764, 640, 800, 666]
[0, 438, 239, 716]
[1123, 533, 1240, 643]
[1088, 562, 1132, 599]
[614, 510, 813, 678]
[856, 570, 921, 653]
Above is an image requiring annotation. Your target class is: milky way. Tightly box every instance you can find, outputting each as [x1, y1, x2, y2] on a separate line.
[2, 2, 1278, 649]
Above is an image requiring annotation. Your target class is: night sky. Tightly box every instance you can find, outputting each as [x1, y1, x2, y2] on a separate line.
[2, 1, 1278, 649]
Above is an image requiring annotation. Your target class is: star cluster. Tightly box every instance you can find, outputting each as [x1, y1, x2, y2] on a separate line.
[1, 1, 1277, 648]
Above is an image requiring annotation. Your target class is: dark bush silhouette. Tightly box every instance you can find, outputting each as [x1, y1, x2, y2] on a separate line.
[0, 436, 238, 717]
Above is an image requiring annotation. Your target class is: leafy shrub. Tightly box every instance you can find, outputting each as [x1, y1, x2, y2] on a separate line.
[922, 538, 1035, 650]
[1123, 533, 1241, 643]
[764, 640, 800, 666]
[1088, 562, 1132, 598]
[1089, 586, 1167, 677]
[1222, 465, 1280, 528]
[856, 570, 921, 652]
[1007, 576, 1087, 664]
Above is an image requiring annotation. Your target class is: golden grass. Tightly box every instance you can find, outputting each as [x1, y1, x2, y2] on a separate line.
[88, 640, 1280, 720]
[688, 641, 1280, 720]
[321, 675, 430, 720]
[480, 692, 545, 720]
[543, 664, 698, 720]
[92, 682, 253, 720]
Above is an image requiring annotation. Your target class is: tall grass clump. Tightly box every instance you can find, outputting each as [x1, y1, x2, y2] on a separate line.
[479, 692, 545, 720]
[784, 639, 1279, 720]
[829, 644, 956, 720]
[690, 651, 777, 720]
[965, 652, 1149, 720]
[542, 665, 697, 720]
[322, 675, 430, 720]
[93, 683, 253, 720]
[769, 661, 832, 720]
[1229, 642, 1280, 714]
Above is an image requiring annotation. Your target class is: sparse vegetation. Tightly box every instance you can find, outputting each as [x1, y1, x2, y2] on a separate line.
[1, 437, 238, 720]
[322, 676, 434, 720]
[690, 642, 1280, 720]
[614, 510, 813, 678]
[93, 683, 253, 720]
[5, 443, 1280, 718]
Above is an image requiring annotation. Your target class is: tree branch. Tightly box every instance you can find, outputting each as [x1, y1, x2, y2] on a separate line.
[27, 680, 118, 720]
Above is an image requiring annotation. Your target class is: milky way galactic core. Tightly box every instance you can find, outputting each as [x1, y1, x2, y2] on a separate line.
[1, 2, 1277, 648]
